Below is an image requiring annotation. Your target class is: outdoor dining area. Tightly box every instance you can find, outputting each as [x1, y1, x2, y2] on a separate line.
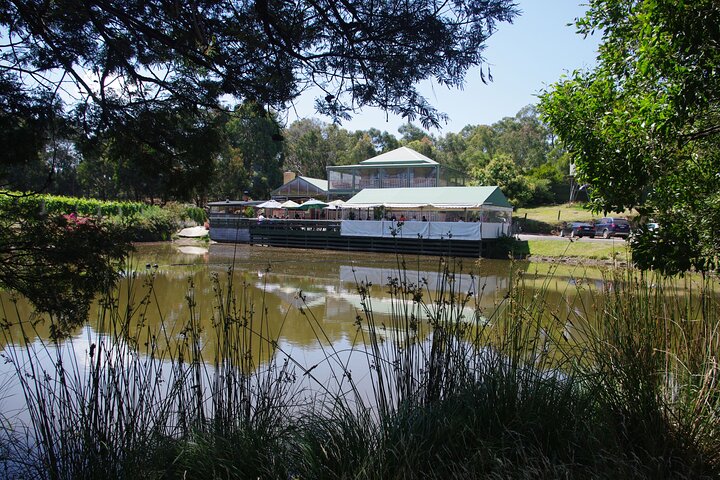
[209, 186, 513, 245]
[254, 198, 345, 220]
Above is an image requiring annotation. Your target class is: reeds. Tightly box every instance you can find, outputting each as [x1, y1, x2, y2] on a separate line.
[1, 257, 719, 479]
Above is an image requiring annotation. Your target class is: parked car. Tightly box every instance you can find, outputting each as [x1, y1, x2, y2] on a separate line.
[594, 217, 631, 238]
[646, 222, 660, 231]
[559, 222, 595, 238]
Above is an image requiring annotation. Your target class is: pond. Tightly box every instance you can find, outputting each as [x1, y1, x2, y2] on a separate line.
[2, 243, 717, 479]
[0, 242, 604, 425]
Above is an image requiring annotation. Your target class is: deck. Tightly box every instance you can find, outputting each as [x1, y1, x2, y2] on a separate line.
[209, 217, 511, 258]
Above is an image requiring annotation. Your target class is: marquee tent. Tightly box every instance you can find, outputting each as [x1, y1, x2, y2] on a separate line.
[342, 186, 512, 211]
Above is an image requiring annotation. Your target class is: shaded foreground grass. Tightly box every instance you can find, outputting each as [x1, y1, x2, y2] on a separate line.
[1, 259, 719, 479]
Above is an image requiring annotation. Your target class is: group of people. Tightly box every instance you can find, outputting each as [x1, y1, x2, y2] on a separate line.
[257, 212, 303, 221]
[388, 214, 428, 222]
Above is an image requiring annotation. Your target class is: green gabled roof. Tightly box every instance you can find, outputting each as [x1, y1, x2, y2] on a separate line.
[359, 146, 438, 166]
[345, 186, 513, 209]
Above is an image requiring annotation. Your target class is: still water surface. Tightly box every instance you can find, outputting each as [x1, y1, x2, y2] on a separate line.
[0, 243, 595, 420]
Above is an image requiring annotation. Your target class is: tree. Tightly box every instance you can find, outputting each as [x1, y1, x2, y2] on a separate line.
[540, 0, 720, 274]
[405, 137, 436, 159]
[398, 123, 430, 143]
[435, 131, 469, 173]
[471, 154, 531, 207]
[91, 103, 222, 202]
[346, 132, 378, 164]
[366, 128, 400, 154]
[0, 200, 129, 337]
[282, 120, 400, 177]
[493, 105, 553, 168]
[209, 103, 284, 200]
[1, 0, 518, 151]
[282, 119, 346, 178]
[222, 103, 284, 199]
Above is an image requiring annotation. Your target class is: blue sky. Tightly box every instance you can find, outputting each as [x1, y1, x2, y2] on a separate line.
[285, 1, 600, 135]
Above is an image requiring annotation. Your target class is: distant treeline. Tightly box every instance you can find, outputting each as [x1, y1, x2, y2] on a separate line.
[4, 103, 570, 208]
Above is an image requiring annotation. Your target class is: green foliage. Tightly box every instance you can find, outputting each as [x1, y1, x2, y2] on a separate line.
[471, 154, 533, 207]
[0, 192, 206, 333]
[1, 0, 518, 151]
[0, 199, 130, 335]
[209, 102, 285, 200]
[398, 122, 429, 143]
[182, 205, 208, 225]
[0, 192, 148, 217]
[540, 0, 720, 274]
[513, 217, 556, 235]
[116, 206, 177, 242]
[282, 119, 401, 181]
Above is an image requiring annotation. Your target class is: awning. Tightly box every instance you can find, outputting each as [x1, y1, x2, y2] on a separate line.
[339, 203, 491, 210]
[343, 186, 513, 211]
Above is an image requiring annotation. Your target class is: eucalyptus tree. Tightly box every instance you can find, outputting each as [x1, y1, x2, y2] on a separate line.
[541, 0, 720, 274]
[213, 101, 284, 200]
[1, 0, 518, 154]
[282, 119, 343, 178]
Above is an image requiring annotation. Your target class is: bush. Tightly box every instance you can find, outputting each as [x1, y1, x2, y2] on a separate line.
[114, 206, 177, 242]
[514, 217, 556, 234]
[0, 193, 207, 242]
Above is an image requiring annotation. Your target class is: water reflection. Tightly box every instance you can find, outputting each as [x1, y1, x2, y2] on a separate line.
[2, 242, 634, 437]
[1, 244, 599, 353]
[8, 244, 617, 345]
[0, 244, 602, 405]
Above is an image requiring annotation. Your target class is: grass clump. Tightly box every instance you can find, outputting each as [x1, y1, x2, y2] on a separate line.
[1, 258, 719, 479]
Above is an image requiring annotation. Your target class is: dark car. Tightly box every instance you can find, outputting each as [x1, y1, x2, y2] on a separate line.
[559, 222, 595, 238]
[594, 217, 631, 238]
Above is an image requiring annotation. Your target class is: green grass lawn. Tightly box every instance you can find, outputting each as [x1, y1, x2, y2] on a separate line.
[514, 204, 636, 234]
[525, 238, 631, 260]
[515, 204, 595, 225]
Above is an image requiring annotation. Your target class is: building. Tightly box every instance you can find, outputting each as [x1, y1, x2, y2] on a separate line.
[340, 186, 513, 239]
[326, 146, 466, 198]
[270, 173, 329, 202]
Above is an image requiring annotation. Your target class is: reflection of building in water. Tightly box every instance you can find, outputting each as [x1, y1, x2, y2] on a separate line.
[326, 294, 485, 326]
[258, 281, 327, 310]
[256, 266, 499, 345]
[338, 265, 509, 297]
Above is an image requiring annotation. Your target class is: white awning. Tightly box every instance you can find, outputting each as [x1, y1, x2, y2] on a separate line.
[340, 202, 503, 211]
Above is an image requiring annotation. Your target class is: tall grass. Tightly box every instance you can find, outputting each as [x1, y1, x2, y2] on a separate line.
[1, 258, 719, 479]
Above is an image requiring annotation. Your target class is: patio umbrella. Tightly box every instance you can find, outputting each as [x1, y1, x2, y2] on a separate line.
[280, 200, 301, 209]
[324, 199, 345, 219]
[297, 198, 329, 210]
[256, 199, 283, 209]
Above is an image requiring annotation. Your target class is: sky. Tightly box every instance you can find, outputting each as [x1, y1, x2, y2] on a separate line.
[284, 0, 601, 135]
